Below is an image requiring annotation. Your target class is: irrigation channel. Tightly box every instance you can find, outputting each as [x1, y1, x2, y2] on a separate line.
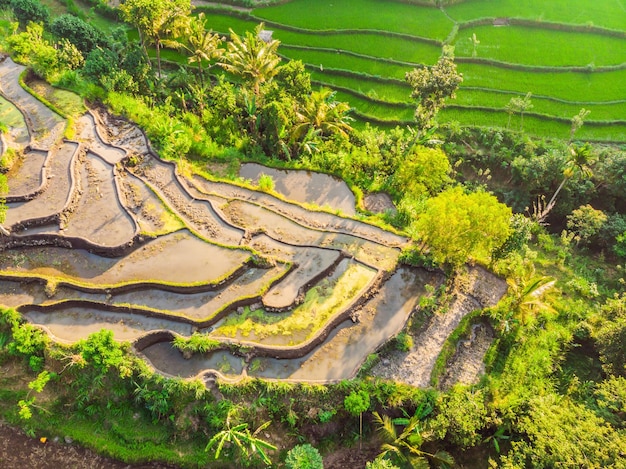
[0, 55, 470, 385]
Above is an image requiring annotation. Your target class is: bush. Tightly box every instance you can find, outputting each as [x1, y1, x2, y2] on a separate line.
[10, 0, 49, 26]
[395, 331, 413, 352]
[284, 444, 324, 469]
[50, 14, 107, 54]
[258, 173, 275, 192]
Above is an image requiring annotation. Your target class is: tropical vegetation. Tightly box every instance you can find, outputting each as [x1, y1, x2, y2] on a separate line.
[0, 0, 624, 468]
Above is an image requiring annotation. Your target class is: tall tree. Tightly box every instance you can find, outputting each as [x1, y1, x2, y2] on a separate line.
[119, 0, 191, 79]
[218, 23, 281, 98]
[405, 46, 463, 129]
[536, 142, 595, 222]
[345, 390, 370, 451]
[163, 12, 222, 87]
[416, 187, 512, 266]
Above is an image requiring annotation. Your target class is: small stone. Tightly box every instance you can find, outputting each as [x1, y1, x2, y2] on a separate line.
[382, 359, 391, 366]
[64, 436, 73, 444]
[237, 307, 244, 314]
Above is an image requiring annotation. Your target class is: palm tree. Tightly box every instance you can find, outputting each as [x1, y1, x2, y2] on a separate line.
[206, 413, 276, 466]
[218, 23, 281, 97]
[163, 13, 222, 87]
[291, 88, 353, 144]
[373, 412, 454, 469]
[507, 275, 556, 326]
[538, 143, 595, 221]
[119, 0, 191, 79]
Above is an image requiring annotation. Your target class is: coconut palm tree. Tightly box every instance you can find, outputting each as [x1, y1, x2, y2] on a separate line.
[537, 142, 595, 221]
[218, 23, 281, 98]
[507, 275, 556, 326]
[163, 12, 222, 87]
[119, 0, 191, 79]
[373, 412, 454, 469]
[291, 88, 353, 144]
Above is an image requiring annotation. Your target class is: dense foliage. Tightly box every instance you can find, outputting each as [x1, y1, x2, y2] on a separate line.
[0, 1, 625, 468]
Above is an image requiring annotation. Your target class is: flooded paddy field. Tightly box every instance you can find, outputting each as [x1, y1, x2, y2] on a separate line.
[0, 56, 443, 384]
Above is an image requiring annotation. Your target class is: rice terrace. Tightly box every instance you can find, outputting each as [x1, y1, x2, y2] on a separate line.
[0, 0, 625, 468]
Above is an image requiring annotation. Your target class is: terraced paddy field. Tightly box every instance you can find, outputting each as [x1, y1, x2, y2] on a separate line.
[200, 0, 626, 142]
[0, 55, 473, 385]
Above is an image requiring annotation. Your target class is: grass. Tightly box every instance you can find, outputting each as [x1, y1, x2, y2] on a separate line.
[40, 0, 121, 33]
[454, 25, 626, 67]
[280, 46, 417, 80]
[214, 262, 376, 343]
[0, 96, 27, 130]
[168, 4, 626, 141]
[253, 0, 453, 40]
[458, 63, 626, 102]
[455, 88, 626, 120]
[27, 79, 85, 118]
[445, 0, 626, 32]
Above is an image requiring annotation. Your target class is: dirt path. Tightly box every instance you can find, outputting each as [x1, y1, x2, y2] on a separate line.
[439, 322, 495, 389]
[371, 265, 507, 387]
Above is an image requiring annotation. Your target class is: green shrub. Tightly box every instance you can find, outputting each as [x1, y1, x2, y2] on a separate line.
[395, 331, 413, 352]
[50, 14, 107, 54]
[10, 0, 50, 26]
[284, 444, 323, 469]
[258, 173, 275, 192]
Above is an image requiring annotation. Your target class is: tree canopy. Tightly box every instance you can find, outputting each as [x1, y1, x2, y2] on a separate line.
[416, 187, 512, 266]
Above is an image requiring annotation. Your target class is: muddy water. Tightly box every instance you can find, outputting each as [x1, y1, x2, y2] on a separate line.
[0, 95, 29, 149]
[6, 149, 47, 197]
[249, 234, 342, 310]
[6, 141, 78, 228]
[141, 267, 440, 382]
[253, 267, 440, 381]
[23, 307, 193, 343]
[0, 57, 65, 148]
[141, 342, 244, 379]
[75, 113, 126, 164]
[240, 163, 356, 216]
[62, 151, 136, 246]
[191, 174, 407, 248]
[0, 230, 250, 287]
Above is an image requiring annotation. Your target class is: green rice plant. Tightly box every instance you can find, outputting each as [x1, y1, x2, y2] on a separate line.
[445, 0, 626, 32]
[215, 263, 376, 342]
[195, 11, 258, 36]
[0, 96, 27, 130]
[273, 30, 442, 65]
[458, 63, 626, 102]
[280, 47, 414, 80]
[253, 0, 453, 40]
[310, 70, 411, 103]
[172, 332, 221, 355]
[455, 88, 626, 120]
[453, 25, 626, 67]
[257, 173, 275, 192]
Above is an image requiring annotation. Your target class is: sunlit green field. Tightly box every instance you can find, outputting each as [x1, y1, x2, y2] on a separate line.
[202, 0, 626, 141]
